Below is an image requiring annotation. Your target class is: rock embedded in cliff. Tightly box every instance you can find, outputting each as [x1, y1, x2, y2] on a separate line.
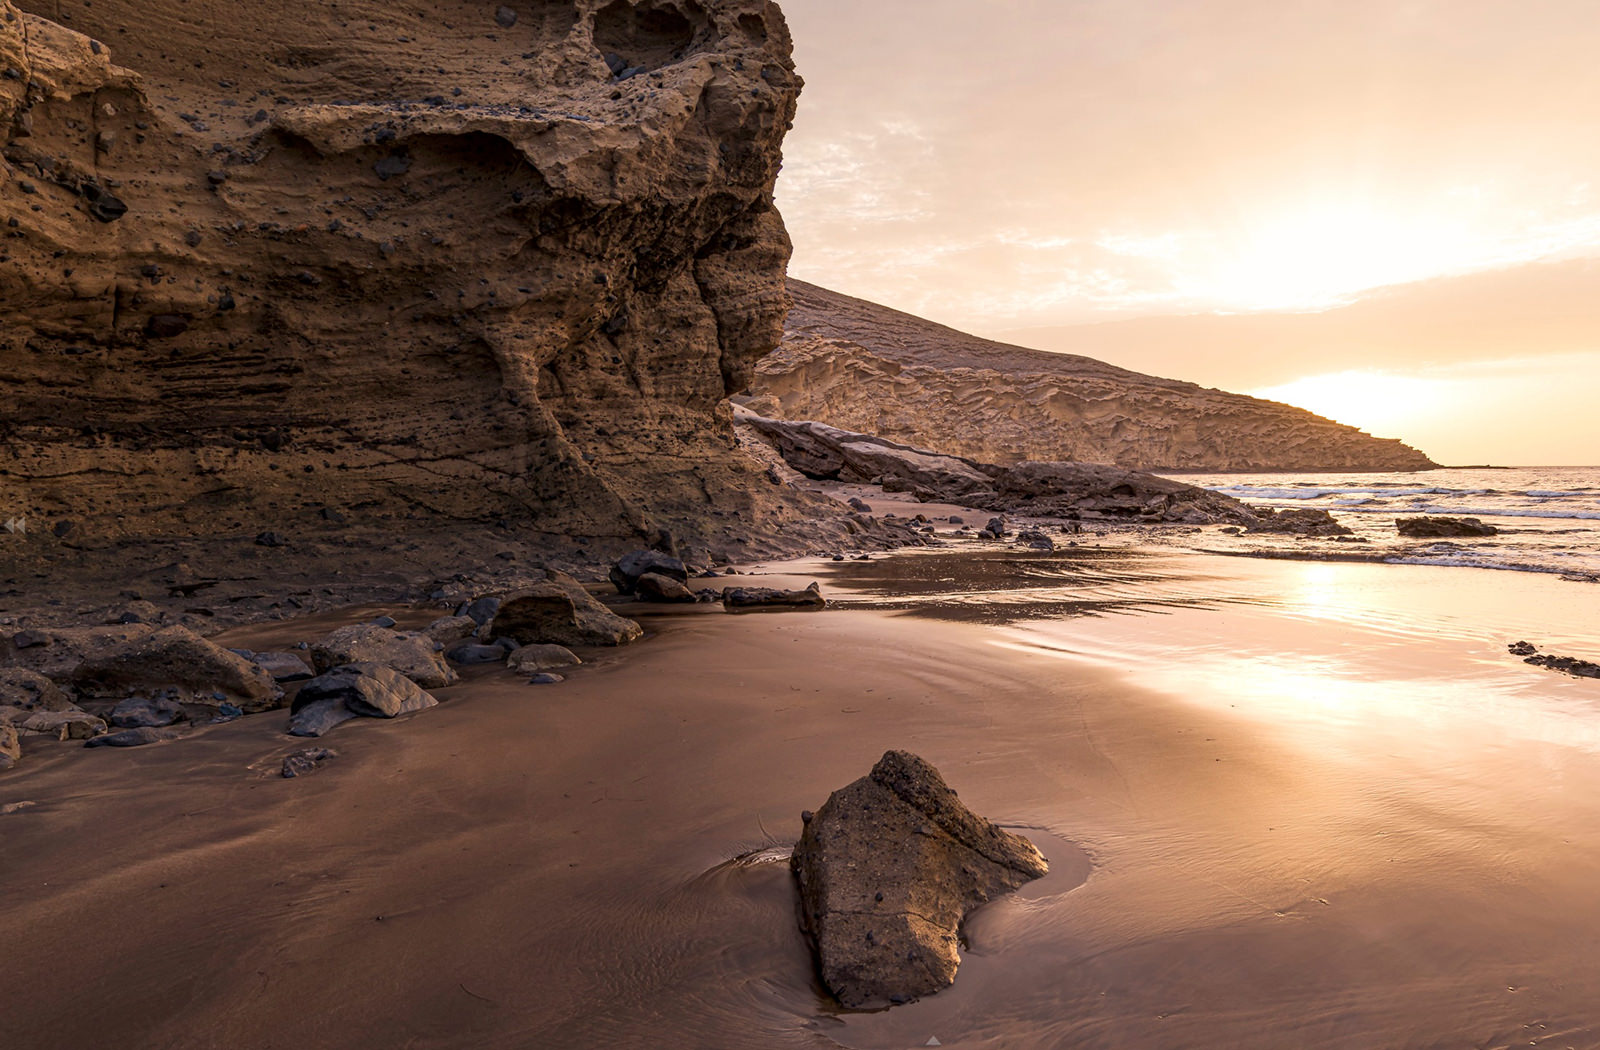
[490, 570, 644, 647]
[792, 750, 1049, 1009]
[0, 668, 72, 712]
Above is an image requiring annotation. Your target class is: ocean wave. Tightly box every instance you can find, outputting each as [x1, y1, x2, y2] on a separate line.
[1212, 485, 1481, 500]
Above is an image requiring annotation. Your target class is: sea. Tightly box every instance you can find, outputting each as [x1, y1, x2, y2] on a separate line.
[1165, 466, 1600, 582]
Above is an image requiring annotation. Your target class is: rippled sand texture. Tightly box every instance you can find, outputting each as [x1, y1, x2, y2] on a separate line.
[6, 551, 1600, 1049]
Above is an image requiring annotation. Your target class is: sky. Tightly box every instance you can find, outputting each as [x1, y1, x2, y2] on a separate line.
[773, 0, 1600, 465]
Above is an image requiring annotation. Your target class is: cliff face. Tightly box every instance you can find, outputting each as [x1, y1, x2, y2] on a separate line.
[0, 0, 821, 556]
[747, 281, 1438, 472]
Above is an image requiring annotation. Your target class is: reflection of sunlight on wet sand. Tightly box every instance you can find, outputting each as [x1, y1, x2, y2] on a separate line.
[996, 557, 1600, 758]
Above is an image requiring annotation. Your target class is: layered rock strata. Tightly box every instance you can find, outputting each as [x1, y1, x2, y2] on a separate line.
[0, 0, 850, 568]
[746, 281, 1437, 472]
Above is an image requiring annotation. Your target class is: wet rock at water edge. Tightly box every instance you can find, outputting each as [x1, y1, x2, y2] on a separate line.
[445, 641, 507, 665]
[506, 644, 581, 673]
[792, 750, 1048, 1009]
[1396, 515, 1499, 538]
[634, 571, 696, 603]
[722, 582, 826, 610]
[86, 726, 180, 748]
[287, 664, 438, 738]
[282, 747, 337, 778]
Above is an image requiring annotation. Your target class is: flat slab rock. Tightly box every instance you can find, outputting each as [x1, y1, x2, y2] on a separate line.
[792, 750, 1048, 1009]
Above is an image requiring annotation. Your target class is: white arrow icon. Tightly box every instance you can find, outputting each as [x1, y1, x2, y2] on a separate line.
[3, 517, 24, 535]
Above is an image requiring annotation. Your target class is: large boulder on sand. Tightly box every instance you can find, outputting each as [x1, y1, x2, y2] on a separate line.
[489, 571, 643, 648]
[70, 625, 282, 711]
[792, 750, 1049, 1009]
[310, 625, 457, 689]
[1397, 515, 1499, 538]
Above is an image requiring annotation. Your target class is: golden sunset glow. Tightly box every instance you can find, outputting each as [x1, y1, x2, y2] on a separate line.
[779, 0, 1600, 463]
[1251, 370, 1447, 440]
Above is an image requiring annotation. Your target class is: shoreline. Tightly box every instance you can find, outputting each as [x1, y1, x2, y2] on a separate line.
[5, 543, 1600, 1047]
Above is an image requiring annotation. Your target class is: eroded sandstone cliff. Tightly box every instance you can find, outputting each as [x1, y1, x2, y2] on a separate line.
[0, 0, 846, 573]
[746, 281, 1438, 472]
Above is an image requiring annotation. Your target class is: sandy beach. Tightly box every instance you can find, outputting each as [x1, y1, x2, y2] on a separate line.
[4, 544, 1600, 1049]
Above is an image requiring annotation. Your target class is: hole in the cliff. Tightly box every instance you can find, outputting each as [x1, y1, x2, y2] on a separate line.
[592, 0, 704, 73]
[737, 12, 767, 43]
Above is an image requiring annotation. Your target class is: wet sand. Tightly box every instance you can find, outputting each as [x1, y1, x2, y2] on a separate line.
[6, 549, 1600, 1049]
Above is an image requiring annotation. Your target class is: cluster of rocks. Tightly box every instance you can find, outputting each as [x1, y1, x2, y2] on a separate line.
[610, 547, 829, 611]
[738, 410, 1260, 527]
[1244, 508, 1353, 537]
[0, 561, 669, 771]
[1509, 641, 1600, 679]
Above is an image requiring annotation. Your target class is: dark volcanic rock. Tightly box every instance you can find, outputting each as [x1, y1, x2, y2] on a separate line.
[109, 696, 187, 729]
[490, 570, 644, 647]
[634, 571, 697, 603]
[445, 642, 508, 665]
[1397, 515, 1499, 538]
[1246, 507, 1354, 537]
[294, 663, 439, 719]
[739, 410, 1257, 525]
[1526, 653, 1600, 679]
[85, 726, 179, 748]
[792, 750, 1049, 1009]
[70, 625, 283, 711]
[609, 549, 690, 595]
[722, 582, 826, 610]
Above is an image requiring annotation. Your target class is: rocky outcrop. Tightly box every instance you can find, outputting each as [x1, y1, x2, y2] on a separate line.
[792, 750, 1049, 1008]
[310, 624, 456, 690]
[745, 281, 1437, 473]
[289, 663, 439, 737]
[70, 625, 282, 710]
[0, 0, 859, 573]
[722, 582, 824, 609]
[489, 570, 644, 646]
[1396, 516, 1498, 538]
[740, 410, 1256, 525]
[1247, 508, 1353, 537]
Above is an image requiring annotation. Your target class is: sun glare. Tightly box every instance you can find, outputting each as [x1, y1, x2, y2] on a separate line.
[1251, 370, 1446, 438]
[1182, 204, 1479, 312]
